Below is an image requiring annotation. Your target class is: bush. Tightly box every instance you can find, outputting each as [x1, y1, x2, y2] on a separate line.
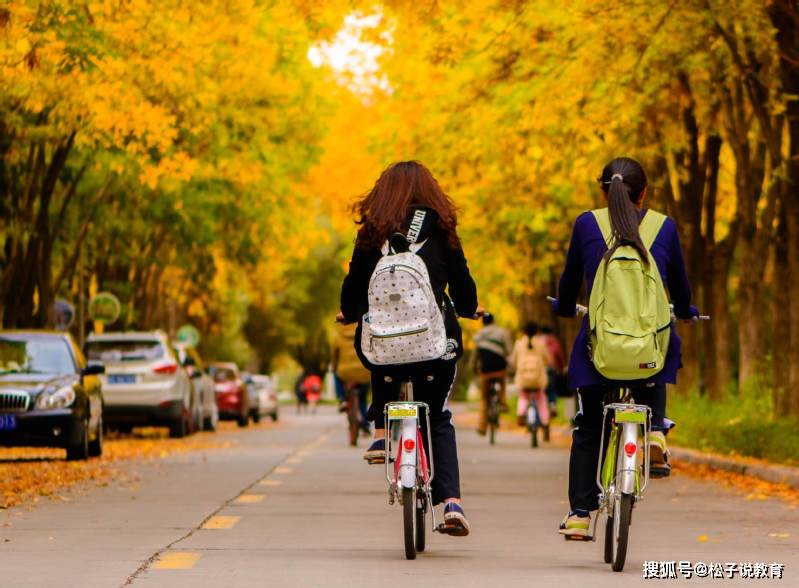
[668, 387, 799, 466]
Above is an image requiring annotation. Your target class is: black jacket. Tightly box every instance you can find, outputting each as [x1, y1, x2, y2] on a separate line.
[340, 207, 478, 369]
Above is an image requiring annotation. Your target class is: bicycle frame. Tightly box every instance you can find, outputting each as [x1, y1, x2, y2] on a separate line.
[383, 386, 437, 530]
[596, 391, 651, 514]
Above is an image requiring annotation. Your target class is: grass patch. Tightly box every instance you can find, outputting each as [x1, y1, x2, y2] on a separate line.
[669, 389, 799, 467]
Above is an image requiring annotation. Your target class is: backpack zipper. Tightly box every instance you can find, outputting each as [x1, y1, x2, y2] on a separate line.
[372, 327, 429, 339]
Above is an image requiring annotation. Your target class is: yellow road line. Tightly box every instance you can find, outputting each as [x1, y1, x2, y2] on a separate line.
[152, 552, 201, 570]
[274, 467, 293, 474]
[259, 479, 283, 487]
[235, 494, 265, 504]
[201, 516, 240, 530]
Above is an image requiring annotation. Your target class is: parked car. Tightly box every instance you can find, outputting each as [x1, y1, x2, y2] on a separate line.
[244, 374, 279, 423]
[0, 331, 104, 460]
[209, 362, 248, 427]
[85, 331, 193, 438]
[176, 344, 219, 432]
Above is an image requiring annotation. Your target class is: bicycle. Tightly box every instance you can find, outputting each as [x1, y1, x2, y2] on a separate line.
[485, 377, 502, 445]
[523, 389, 550, 448]
[384, 378, 441, 560]
[548, 296, 708, 572]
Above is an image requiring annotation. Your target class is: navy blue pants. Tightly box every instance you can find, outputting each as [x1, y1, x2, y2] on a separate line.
[369, 362, 460, 505]
[569, 384, 666, 512]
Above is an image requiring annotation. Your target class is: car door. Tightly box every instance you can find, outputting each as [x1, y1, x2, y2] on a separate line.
[68, 335, 103, 431]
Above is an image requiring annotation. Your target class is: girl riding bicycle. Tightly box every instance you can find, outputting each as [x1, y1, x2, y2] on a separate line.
[553, 157, 698, 538]
[339, 161, 480, 536]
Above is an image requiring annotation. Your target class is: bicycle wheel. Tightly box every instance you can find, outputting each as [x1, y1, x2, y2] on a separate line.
[530, 425, 538, 448]
[403, 487, 416, 560]
[415, 493, 426, 552]
[611, 493, 633, 572]
[604, 513, 613, 563]
[489, 423, 496, 445]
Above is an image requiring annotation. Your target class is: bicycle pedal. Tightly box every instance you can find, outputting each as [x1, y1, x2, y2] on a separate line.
[366, 457, 386, 465]
[563, 534, 593, 542]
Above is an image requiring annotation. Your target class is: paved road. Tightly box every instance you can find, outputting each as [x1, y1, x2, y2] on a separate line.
[1, 406, 797, 587]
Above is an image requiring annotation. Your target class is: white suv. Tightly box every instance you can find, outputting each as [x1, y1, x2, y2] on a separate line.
[85, 331, 193, 438]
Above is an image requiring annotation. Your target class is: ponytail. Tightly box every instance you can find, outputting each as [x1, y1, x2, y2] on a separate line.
[599, 158, 649, 264]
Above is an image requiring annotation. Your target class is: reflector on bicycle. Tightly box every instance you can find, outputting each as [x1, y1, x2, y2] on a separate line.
[624, 442, 637, 456]
[403, 438, 416, 452]
[388, 404, 418, 419]
[614, 409, 646, 424]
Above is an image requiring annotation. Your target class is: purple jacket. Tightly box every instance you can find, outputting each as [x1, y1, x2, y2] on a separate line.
[555, 210, 697, 389]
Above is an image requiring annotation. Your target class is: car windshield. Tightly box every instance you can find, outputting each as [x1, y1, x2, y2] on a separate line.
[86, 340, 165, 362]
[211, 367, 236, 382]
[0, 336, 75, 375]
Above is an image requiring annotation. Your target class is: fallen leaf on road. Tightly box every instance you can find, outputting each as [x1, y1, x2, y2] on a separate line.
[697, 534, 709, 542]
[673, 462, 799, 505]
[0, 425, 239, 510]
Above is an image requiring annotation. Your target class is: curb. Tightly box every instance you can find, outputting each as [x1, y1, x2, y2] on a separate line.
[671, 446, 799, 490]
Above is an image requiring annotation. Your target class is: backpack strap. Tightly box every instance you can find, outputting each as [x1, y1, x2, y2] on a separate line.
[591, 208, 613, 247]
[592, 208, 667, 251]
[639, 210, 667, 250]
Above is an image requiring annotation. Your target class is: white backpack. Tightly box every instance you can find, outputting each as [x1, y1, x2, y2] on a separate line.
[360, 210, 448, 366]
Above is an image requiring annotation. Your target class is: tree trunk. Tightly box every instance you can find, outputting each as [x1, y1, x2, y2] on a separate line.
[773, 206, 790, 414]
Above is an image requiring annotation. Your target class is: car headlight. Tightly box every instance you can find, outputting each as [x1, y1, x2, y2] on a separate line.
[35, 386, 76, 410]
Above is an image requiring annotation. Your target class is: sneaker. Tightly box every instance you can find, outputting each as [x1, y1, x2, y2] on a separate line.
[649, 431, 671, 478]
[363, 438, 386, 464]
[441, 502, 470, 536]
[338, 401, 348, 413]
[559, 511, 591, 539]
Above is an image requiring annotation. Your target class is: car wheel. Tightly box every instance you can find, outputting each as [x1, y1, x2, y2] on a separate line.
[270, 412, 278, 422]
[251, 409, 261, 424]
[204, 407, 218, 432]
[88, 415, 104, 458]
[116, 424, 134, 435]
[66, 417, 90, 461]
[169, 410, 189, 438]
[237, 413, 249, 428]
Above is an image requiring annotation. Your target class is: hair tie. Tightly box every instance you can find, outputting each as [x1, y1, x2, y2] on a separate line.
[611, 173, 624, 182]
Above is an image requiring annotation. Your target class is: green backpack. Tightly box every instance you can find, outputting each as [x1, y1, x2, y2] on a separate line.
[588, 208, 671, 381]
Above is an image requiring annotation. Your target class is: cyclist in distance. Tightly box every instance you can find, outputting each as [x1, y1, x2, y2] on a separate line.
[332, 323, 371, 434]
[338, 161, 481, 536]
[553, 157, 698, 538]
[471, 313, 512, 436]
[509, 321, 551, 428]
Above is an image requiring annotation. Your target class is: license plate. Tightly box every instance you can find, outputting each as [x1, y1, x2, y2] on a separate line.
[108, 374, 136, 384]
[388, 405, 418, 419]
[0, 414, 17, 430]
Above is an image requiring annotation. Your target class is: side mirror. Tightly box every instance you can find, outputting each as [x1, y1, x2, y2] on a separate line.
[83, 363, 105, 376]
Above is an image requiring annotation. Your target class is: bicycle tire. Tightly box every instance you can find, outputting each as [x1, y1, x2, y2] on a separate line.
[403, 487, 416, 560]
[415, 493, 426, 552]
[489, 423, 496, 445]
[604, 514, 613, 563]
[530, 426, 538, 448]
[611, 494, 633, 572]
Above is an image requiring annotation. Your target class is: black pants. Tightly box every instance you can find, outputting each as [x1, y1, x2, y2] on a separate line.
[569, 384, 666, 512]
[369, 362, 460, 505]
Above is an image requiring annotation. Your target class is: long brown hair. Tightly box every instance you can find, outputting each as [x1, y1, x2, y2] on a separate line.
[354, 161, 460, 250]
[598, 157, 649, 263]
